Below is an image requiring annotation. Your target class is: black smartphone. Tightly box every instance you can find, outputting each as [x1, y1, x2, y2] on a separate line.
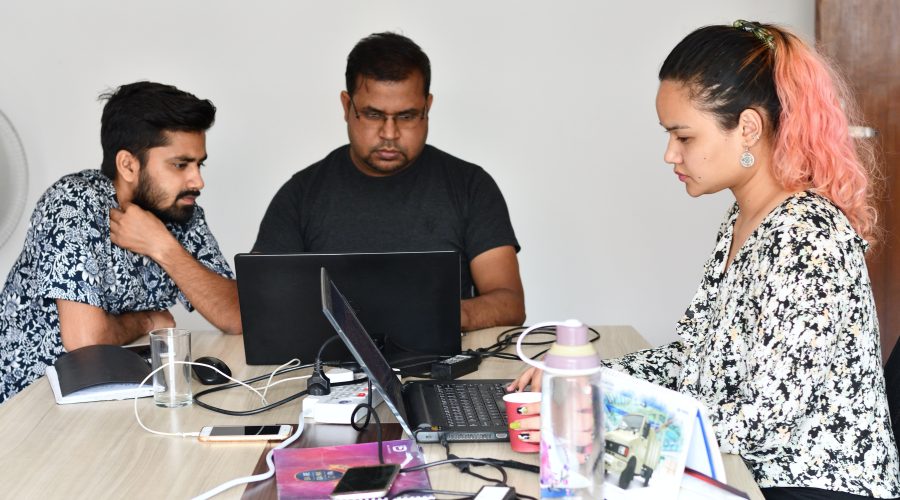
[330, 464, 401, 499]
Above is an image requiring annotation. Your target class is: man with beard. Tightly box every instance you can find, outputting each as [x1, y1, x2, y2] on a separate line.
[0, 81, 240, 403]
[253, 33, 525, 332]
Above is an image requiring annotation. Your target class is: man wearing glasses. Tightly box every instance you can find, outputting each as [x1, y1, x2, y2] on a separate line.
[252, 32, 525, 332]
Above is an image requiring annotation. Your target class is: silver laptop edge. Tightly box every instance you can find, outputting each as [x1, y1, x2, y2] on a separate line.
[320, 267, 417, 439]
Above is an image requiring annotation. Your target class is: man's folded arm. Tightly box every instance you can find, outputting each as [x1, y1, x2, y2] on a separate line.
[460, 245, 525, 331]
[57, 299, 175, 351]
[153, 241, 243, 335]
[109, 204, 242, 335]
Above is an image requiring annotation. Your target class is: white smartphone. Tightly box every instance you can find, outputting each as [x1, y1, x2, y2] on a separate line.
[330, 464, 400, 499]
[197, 424, 292, 442]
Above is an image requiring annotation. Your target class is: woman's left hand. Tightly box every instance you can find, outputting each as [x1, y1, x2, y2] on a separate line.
[507, 366, 542, 392]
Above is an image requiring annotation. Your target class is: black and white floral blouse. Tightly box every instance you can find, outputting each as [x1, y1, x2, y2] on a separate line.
[607, 191, 900, 497]
[0, 170, 233, 403]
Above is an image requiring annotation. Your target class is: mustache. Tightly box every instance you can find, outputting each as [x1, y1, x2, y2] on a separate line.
[374, 141, 401, 151]
[176, 190, 201, 200]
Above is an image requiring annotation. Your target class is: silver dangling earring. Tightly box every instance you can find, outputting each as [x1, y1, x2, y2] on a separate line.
[740, 145, 755, 168]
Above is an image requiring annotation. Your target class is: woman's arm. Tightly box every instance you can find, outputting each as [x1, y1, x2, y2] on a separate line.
[508, 341, 686, 392]
[604, 341, 686, 390]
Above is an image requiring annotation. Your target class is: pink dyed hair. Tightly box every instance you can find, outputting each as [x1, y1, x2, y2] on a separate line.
[768, 27, 880, 243]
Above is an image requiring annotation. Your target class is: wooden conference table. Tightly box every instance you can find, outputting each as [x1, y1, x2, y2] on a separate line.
[0, 326, 763, 499]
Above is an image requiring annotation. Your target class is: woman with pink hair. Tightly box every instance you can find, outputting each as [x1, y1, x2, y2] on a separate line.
[511, 21, 899, 499]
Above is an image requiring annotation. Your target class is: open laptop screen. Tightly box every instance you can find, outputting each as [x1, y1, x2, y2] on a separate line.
[236, 251, 461, 365]
[320, 268, 415, 437]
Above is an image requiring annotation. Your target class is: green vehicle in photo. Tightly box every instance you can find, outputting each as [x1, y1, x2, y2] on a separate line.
[604, 413, 663, 489]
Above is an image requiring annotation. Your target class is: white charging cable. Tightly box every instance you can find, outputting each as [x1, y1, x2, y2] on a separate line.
[259, 358, 308, 400]
[191, 410, 305, 500]
[187, 359, 311, 499]
[132, 360, 311, 437]
[132, 359, 311, 497]
[132, 361, 276, 437]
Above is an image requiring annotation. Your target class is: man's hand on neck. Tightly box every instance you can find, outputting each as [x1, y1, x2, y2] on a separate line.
[109, 203, 180, 261]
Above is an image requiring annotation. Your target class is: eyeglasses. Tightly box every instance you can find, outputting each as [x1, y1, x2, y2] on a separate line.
[349, 96, 428, 130]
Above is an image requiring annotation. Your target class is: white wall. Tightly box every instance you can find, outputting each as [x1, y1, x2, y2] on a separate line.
[0, 0, 814, 347]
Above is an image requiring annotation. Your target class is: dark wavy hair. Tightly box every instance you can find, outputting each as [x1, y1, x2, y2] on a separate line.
[99, 81, 216, 179]
[345, 32, 431, 96]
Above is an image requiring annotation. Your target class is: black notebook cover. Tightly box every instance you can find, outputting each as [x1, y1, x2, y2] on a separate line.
[53, 344, 151, 397]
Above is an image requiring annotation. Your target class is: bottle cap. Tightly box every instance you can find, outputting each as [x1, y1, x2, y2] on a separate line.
[556, 319, 588, 345]
[543, 320, 601, 370]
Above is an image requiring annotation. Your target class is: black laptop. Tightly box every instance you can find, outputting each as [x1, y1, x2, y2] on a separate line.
[321, 268, 510, 443]
[235, 251, 461, 365]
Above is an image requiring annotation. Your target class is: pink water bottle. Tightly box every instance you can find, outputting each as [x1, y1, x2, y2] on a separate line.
[517, 320, 603, 499]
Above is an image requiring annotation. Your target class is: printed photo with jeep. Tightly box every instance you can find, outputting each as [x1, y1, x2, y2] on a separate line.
[600, 368, 725, 499]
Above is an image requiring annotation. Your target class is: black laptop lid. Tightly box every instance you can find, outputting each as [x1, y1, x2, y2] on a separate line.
[321, 268, 415, 438]
[235, 251, 461, 365]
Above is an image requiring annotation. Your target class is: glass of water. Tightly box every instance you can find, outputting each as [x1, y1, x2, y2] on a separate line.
[149, 328, 192, 408]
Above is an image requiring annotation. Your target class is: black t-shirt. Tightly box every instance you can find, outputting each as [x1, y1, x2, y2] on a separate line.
[252, 144, 519, 297]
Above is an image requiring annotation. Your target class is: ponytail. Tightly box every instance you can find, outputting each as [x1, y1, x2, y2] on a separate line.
[769, 28, 880, 243]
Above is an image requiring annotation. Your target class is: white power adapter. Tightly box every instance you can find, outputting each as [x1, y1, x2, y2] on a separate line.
[323, 367, 356, 384]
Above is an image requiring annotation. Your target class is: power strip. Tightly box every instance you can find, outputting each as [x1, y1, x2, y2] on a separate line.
[302, 370, 384, 424]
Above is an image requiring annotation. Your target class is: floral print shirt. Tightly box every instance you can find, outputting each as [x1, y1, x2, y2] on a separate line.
[607, 191, 900, 497]
[0, 170, 232, 403]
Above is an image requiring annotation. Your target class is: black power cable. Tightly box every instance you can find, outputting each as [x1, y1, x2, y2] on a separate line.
[379, 325, 602, 378]
[193, 362, 365, 416]
[308, 336, 345, 395]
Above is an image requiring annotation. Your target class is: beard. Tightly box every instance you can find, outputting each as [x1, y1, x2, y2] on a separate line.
[131, 168, 199, 224]
[353, 140, 413, 175]
[364, 150, 410, 174]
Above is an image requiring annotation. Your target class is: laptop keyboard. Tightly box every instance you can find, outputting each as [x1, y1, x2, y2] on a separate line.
[436, 383, 508, 428]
